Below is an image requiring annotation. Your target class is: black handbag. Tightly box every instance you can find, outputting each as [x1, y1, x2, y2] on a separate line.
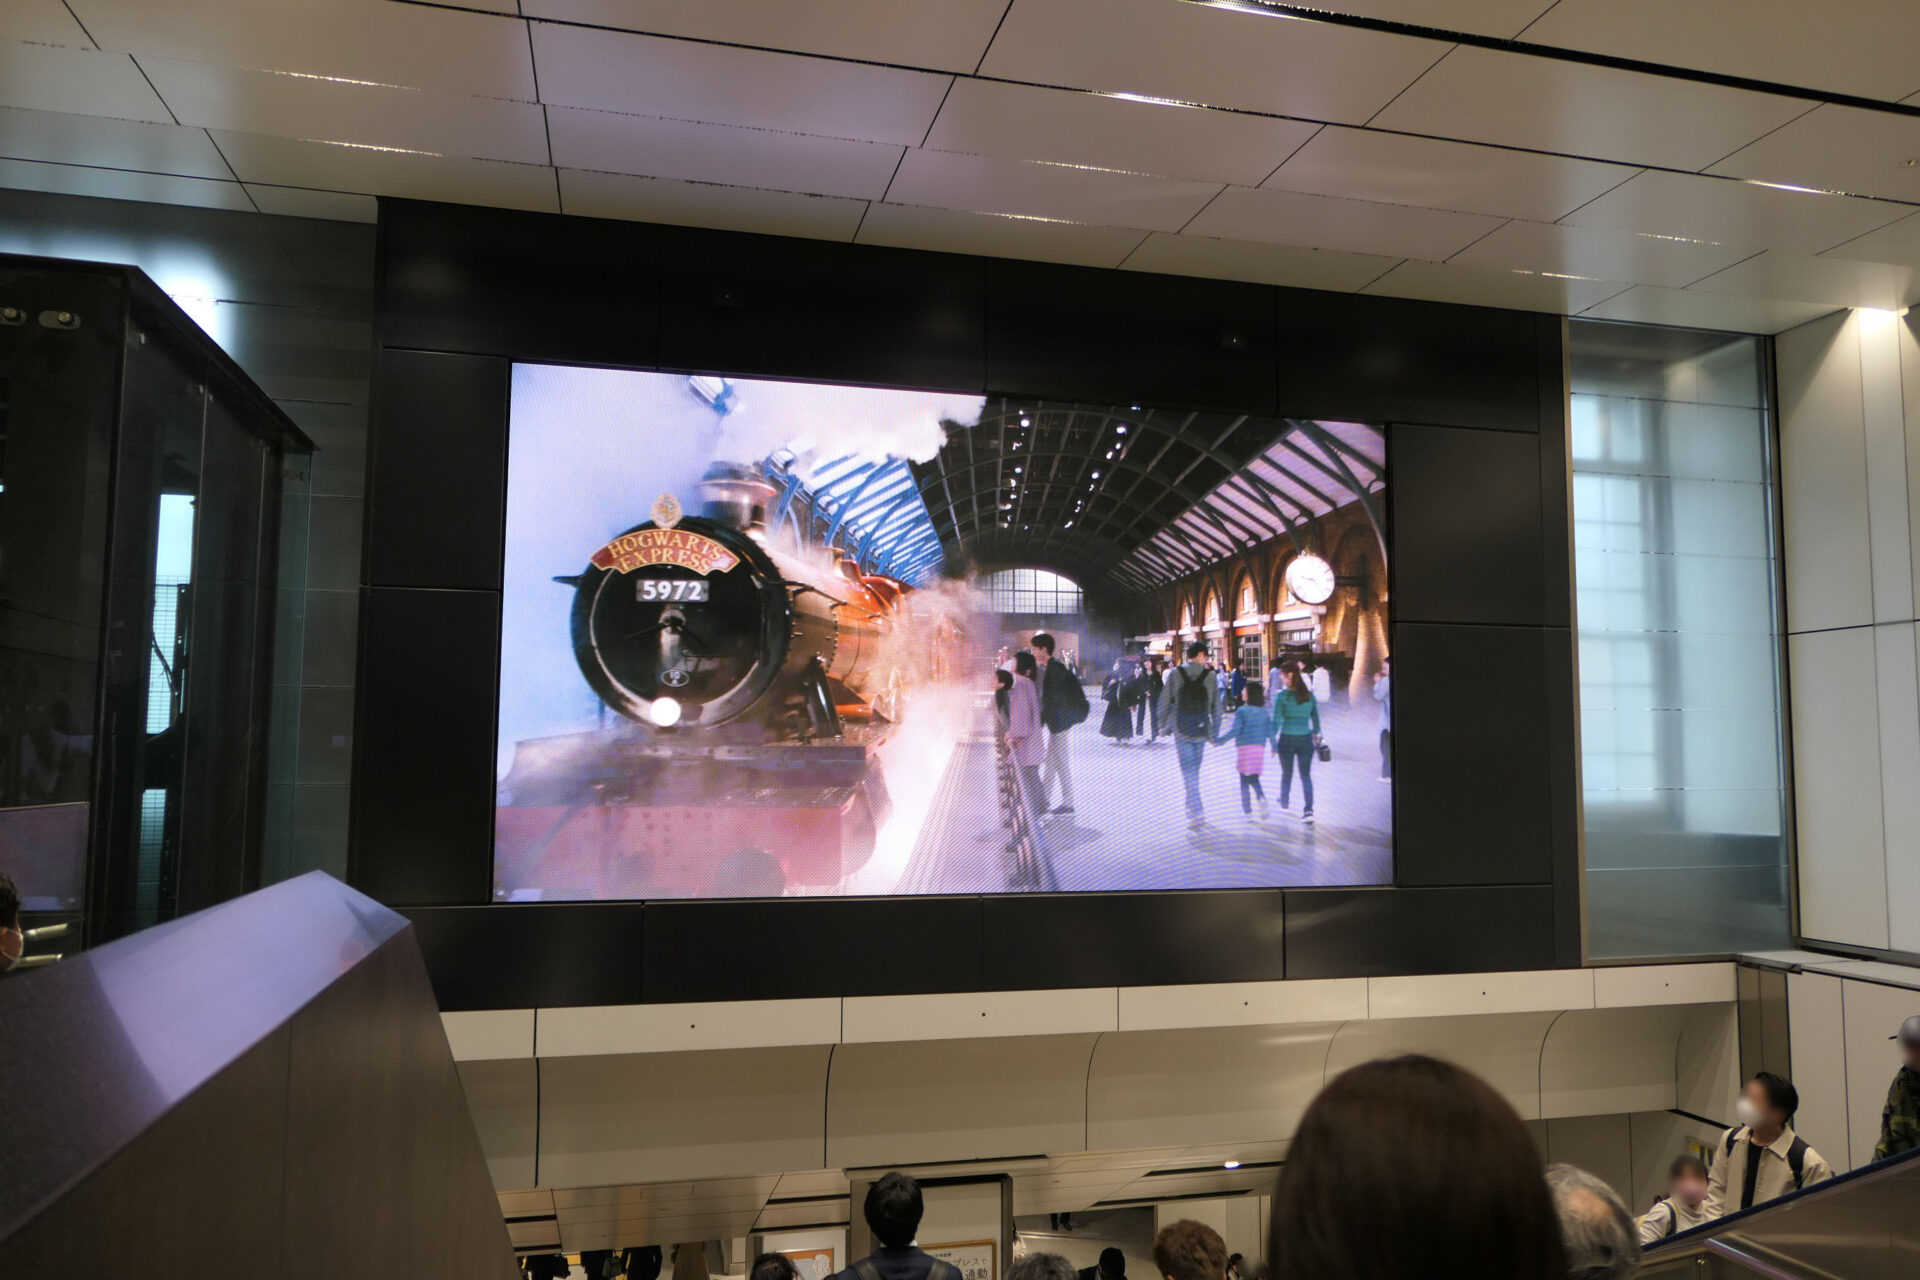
[1315, 738, 1332, 763]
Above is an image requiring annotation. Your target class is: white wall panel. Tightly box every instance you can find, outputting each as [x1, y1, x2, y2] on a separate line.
[1674, 1004, 1741, 1123]
[1777, 311, 1874, 632]
[1786, 971, 1853, 1170]
[1117, 979, 1366, 1031]
[458, 1057, 539, 1191]
[1086, 1024, 1339, 1150]
[1857, 308, 1916, 621]
[1841, 978, 1920, 1167]
[537, 998, 840, 1058]
[843, 988, 1114, 1043]
[1367, 969, 1593, 1020]
[1790, 626, 1891, 948]
[443, 1008, 535, 1061]
[918, 1181, 1004, 1251]
[1539, 1006, 1693, 1117]
[1324, 1012, 1560, 1119]
[538, 1046, 830, 1186]
[827, 1034, 1096, 1169]
[1872, 624, 1920, 956]
[1626, 1111, 1725, 1212]
[1594, 963, 1737, 1008]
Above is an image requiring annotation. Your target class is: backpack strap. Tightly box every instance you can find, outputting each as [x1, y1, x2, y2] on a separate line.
[855, 1261, 883, 1280]
[1787, 1136, 1808, 1190]
[929, 1263, 962, 1280]
[1724, 1127, 1740, 1159]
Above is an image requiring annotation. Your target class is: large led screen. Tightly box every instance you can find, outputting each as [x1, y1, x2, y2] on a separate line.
[495, 364, 1392, 900]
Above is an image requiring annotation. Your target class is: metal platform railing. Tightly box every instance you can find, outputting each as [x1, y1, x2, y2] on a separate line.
[993, 725, 1059, 892]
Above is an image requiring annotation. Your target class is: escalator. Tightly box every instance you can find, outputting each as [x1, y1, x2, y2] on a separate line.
[1641, 1144, 1920, 1279]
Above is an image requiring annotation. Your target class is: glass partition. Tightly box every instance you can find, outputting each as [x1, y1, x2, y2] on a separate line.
[1571, 319, 1791, 958]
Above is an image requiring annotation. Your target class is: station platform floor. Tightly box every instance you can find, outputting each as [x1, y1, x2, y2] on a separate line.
[863, 688, 1392, 895]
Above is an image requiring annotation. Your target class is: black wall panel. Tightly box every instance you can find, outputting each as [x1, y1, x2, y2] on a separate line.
[403, 903, 645, 1010]
[379, 199, 661, 367]
[981, 891, 1285, 989]
[1273, 293, 1548, 433]
[350, 586, 501, 906]
[1283, 885, 1558, 978]
[355, 202, 1585, 1003]
[1389, 423, 1547, 627]
[1391, 622, 1558, 887]
[365, 349, 508, 590]
[657, 226, 986, 391]
[984, 259, 1279, 412]
[641, 898, 985, 1000]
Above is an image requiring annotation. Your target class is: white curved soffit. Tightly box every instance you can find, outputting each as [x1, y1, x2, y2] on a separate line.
[1085, 1022, 1343, 1151]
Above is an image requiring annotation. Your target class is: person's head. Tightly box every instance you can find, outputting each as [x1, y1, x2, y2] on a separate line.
[1380, 656, 1391, 675]
[1545, 1164, 1640, 1280]
[1152, 1220, 1227, 1280]
[1895, 1015, 1920, 1070]
[1225, 1254, 1243, 1278]
[996, 668, 1014, 692]
[1738, 1071, 1798, 1134]
[864, 1171, 924, 1249]
[1097, 1247, 1128, 1280]
[750, 1255, 798, 1280]
[1187, 641, 1206, 661]
[1032, 633, 1056, 662]
[1006, 1254, 1077, 1280]
[1271, 1054, 1565, 1280]
[0, 871, 19, 972]
[1243, 681, 1265, 708]
[1014, 650, 1038, 680]
[1286, 667, 1310, 704]
[1667, 1154, 1709, 1208]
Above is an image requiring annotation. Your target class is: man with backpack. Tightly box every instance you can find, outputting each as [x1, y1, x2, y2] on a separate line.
[1031, 632, 1088, 816]
[1702, 1072, 1833, 1219]
[1635, 1153, 1710, 1242]
[1159, 641, 1221, 830]
[832, 1172, 961, 1280]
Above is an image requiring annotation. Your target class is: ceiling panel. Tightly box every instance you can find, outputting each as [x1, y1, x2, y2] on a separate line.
[1294, 0, 1554, 38]
[498, 1189, 557, 1216]
[1122, 231, 1398, 291]
[210, 130, 560, 212]
[560, 168, 867, 240]
[885, 148, 1221, 231]
[1371, 44, 1812, 172]
[0, 155, 252, 211]
[1521, 0, 1920, 103]
[771, 1170, 848, 1198]
[0, 104, 232, 179]
[1, 0, 95, 47]
[140, 55, 551, 165]
[1557, 170, 1912, 255]
[1707, 104, 1920, 204]
[856, 202, 1148, 267]
[1360, 257, 1629, 314]
[1578, 284, 1837, 335]
[1264, 125, 1637, 222]
[925, 79, 1318, 187]
[1449, 218, 1755, 289]
[530, 23, 950, 147]
[980, 0, 1451, 124]
[241, 183, 379, 222]
[0, 39, 170, 122]
[1185, 184, 1506, 261]
[68, 0, 539, 99]
[754, 1199, 850, 1230]
[1687, 249, 1920, 311]
[522, 0, 1010, 72]
[547, 105, 900, 199]
[1820, 211, 1920, 268]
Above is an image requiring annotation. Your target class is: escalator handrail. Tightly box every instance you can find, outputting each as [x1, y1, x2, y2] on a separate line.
[1644, 1135, 1920, 1256]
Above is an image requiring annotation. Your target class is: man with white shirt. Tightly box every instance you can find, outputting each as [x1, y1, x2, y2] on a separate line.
[1703, 1072, 1834, 1219]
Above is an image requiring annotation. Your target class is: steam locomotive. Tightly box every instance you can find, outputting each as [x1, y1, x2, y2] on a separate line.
[494, 465, 926, 899]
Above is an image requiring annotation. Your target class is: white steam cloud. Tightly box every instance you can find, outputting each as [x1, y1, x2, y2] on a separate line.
[711, 380, 986, 476]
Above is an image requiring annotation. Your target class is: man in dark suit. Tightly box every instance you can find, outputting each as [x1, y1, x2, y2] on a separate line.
[1031, 632, 1088, 815]
[830, 1173, 960, 1280]
[1078, 1247, 1127, 1280]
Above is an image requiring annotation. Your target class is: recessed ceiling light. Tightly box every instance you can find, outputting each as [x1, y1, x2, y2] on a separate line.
[1223, 1160, 1241, 1170]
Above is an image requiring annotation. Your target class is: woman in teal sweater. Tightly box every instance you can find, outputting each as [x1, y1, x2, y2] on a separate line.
[1271, 667, 1322, 822]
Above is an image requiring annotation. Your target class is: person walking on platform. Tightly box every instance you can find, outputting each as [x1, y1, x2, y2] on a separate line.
[1215, 681, 1275, 820]
[1272, 666, 1322, 823]
[1874, 1014, 1920, 1160]
[1160, 641, 1220, 830]
[1138, 657, 1165, 741]
[1100, 659, 1136, 745]
[1031, 632, 1087, 816]
[1373, 656, 1393, 782]
[1007, 654, 1046, 817]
